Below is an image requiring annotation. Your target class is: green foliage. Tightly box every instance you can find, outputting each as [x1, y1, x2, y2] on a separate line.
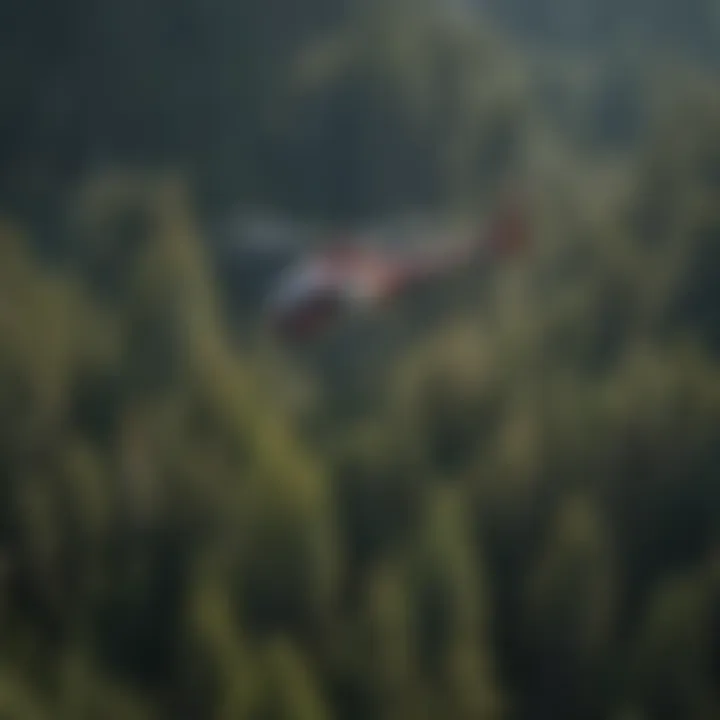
[1, 1, 720, 718]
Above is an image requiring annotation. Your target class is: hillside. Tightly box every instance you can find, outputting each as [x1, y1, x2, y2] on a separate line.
[1, 1, 719, 719]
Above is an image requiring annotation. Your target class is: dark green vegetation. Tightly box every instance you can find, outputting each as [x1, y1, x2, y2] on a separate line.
[1, 1, 720, 718]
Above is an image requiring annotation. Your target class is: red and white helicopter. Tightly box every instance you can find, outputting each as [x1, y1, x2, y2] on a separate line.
[264, 195, 532, 343]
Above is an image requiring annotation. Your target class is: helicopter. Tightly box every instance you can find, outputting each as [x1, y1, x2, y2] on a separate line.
[263, 195, 532, 343]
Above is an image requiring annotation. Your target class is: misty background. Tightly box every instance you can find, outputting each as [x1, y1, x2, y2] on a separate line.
[1, 1, 719, 718]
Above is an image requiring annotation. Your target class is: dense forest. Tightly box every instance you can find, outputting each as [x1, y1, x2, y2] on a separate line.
[1, 0, 720, 718]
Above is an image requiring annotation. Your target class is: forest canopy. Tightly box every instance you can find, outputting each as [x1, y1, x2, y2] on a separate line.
[0, 1, 719, 718]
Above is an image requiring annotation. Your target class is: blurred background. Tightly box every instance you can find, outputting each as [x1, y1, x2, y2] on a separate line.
[1, 0, 720, 718]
